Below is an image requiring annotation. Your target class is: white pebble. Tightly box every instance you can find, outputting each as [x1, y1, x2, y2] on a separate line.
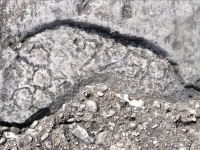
[86, 100, 98, 112]
[128, 99, 144, 108]
[41, 132, 49, 141]
[97, 91, 104, 97]
[153, 101, 161, 109]
[4, 132, 16, 139]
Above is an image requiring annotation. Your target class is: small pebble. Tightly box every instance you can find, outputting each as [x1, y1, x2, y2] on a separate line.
[26, 129, 39, 136]
[59, 113, 64, 119]
[86, 100, 98, 112]
[152, 124, 158, 129]
[10, 127, 20, 134]
[97, 91, 104, 97]
[30, 121, 39, 129]
[0, 138, 6, 145]
[107, 91, 115, 101]
[69, 123, 94, 144]
[110, 145, 118, 150]
[128, 99, 144, 108]
[54, 138, 61, 147]
[103, 109, 116, 118]
[4, 132, 17, 139]
[153, 101, 161, 109]
[124, 94, 129, 101]
[41, 132, 49, 141]
[128, 122, 137, 130]
[0, 126, 9, 131]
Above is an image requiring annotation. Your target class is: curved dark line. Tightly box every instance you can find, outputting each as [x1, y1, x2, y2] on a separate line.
[0, 108, 50, 128]
[21, 19, 168, 58]
[184, 84, 200, 92]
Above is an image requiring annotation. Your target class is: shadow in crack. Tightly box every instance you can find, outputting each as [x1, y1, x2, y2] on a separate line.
[21, 19, 168, 58]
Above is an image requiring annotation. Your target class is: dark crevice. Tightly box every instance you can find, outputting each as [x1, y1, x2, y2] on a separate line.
[0, 108, 50, 128]
[184, 84, 200, 92]
[20, 19, 168, 58]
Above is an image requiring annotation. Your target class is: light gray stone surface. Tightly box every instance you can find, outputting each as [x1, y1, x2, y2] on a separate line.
[0, 0, 200, 128]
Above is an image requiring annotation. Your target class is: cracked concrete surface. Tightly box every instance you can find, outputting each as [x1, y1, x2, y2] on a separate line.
[1, 0, 200, 149]
[1, 25, 189, 124]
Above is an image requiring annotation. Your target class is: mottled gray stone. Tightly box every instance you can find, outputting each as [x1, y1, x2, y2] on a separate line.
[97, 131, 111, 146]
[0, 138, 6, 145]
[41, 132, 49, 141]
[69, 123, 94, 144]
[0, 0, 200, 127]
[86, 100, 98, 112]
[103, 110, 116, 118]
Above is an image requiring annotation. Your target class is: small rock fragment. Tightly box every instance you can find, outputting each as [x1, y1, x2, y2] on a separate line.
[0, 138, 6, 145]
[41, 132, 49, 141]
[107, 91, 115, 101]
[30, 120, 39, 129]
[86, 100, 98, 112]
[110, 145, 118, 150]
[90, 122, 100, 132]
[4, 132, 17, 139]
[59, 113, 64, 119]
[116, 102, 121, 110]
[97, 131, 111, 146]
[69, 123, 94, 144]
[152, 124, 158, 129]
[0, 126, 9, 131]
[97, 91, 104, 97]
[93, 84, 108, 92]
[54, 138, 61, 147]
[83, 91, 90, 98]
[67, 118, 75, 123]
[10, 127, 20, 134]
[127, 122, 137, 130]
[103, 109, 116, 118]
[124, 94, 129, 101]
[153, 101, 161, 109]
[128, 99, 144, 108]
[23, 135, 32, 146]
[26, 129, 39, 136]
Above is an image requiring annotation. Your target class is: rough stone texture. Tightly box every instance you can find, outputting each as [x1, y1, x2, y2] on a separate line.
[1, 0, 200, 149]
[0, 85, 200, 149]
[0, 24, 193, 124]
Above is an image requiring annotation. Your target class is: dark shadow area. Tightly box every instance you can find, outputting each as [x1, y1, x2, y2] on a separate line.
[184, 84, 200, 92]
[21, 19, 168, 58]
[0, 108, 50, 128]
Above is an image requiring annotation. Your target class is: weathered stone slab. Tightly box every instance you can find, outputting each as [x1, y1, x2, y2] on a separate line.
[0, 0, 200, 124]
[0, 25, 184, 124]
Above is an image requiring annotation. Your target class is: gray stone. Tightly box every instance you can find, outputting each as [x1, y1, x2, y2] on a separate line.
[103, 110, 116, 118]
[97, 131, 111, 146]
[0, 127, 9, 131]
[1, 1, 200, 123]
[127, 123, 137, 130]
[69, 123, 94, 144]
[4, 132, 17, 139]
[0, 138, 6, 145]
[41, 132, 49, 141]
[97, 91, 104, 97]
[153, 101, 161, 109]
[86, 100, 98, 112]
[10, 127, 20, 134]
[30, 121, 39, 129]
[1, 1, 200, 149]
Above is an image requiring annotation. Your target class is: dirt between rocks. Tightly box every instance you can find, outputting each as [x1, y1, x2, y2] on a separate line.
[1, 84, 200, 150]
